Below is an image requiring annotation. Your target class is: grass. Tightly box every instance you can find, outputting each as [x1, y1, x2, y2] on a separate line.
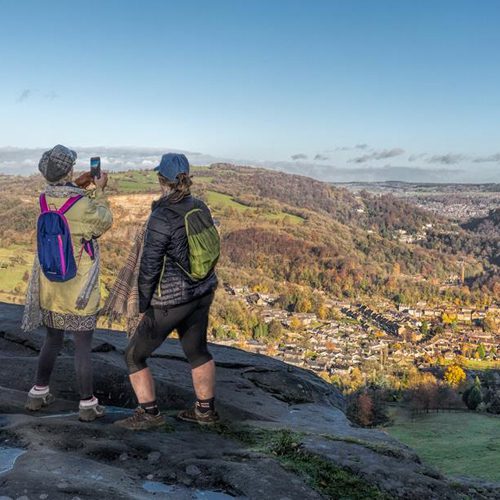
[111, 169, 214, 192]
[439, 358, 500, 370]
[384, 406, 500, 482]
[110, 171, 158, 192]
[202, 424, 389, 499]
[459, 359, 500, 370]
[206, 190, 249, 212]
[0, 244, 32, 294]
[206, 190, 304, 224]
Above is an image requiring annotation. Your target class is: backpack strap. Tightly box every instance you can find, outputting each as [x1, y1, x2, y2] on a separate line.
[39, 194, 83, 214]
[39, 194, 49, 214]
[57, 195, 83, 215]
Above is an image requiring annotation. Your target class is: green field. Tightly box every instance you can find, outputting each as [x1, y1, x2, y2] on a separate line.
[206, 190, 304, 224]
[111, 168, 214, 192]
[0, 244, 32, 293]
[110, 170, 158, 192]
[439, 358, 500, 370]
[108, 171, 304, 224]
[384, 406, 500, 481]
[206, 190, 249, 212]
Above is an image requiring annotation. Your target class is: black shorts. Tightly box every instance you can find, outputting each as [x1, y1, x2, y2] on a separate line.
[125, 292, 214, 373]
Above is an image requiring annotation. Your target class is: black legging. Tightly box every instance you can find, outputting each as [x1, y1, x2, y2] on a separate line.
[36, 327, 94, 400]
[125, 292, 214, 374]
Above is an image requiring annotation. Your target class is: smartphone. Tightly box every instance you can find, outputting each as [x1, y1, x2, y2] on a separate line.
[90, 157, 101, 179]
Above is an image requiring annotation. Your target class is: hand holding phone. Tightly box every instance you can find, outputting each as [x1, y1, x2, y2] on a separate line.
[94, 171, 108, 190]
[74, 171, 93, 189]
[90, 157, 101, 179]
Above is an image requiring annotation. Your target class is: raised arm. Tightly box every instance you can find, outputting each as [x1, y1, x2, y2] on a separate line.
[81, 186, 113, 239]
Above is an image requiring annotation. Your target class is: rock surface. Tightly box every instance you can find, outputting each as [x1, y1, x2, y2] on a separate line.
[0, 302, 498, 499]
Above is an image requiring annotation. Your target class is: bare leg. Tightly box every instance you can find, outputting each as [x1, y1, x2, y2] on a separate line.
[129, 367, 156, 404]
[191, 360, 216, 400]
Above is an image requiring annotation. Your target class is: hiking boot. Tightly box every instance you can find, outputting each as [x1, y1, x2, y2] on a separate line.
[79, 399, 106, 422]
[25, 391, 55, 411]
[113, 407, 165, 431]
[177, 405, 220, 426]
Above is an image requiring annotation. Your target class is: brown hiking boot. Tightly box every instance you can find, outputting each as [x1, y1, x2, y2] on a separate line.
[177, 405, 220, 426]
[114, 407, 165, 431]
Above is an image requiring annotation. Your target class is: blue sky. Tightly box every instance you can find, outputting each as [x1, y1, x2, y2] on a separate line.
[1, 0, 499, 180]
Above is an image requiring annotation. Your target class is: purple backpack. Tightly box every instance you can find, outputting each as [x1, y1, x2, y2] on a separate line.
[37, 194, 83, 282]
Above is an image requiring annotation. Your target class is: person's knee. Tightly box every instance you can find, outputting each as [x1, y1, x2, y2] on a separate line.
[125, 340, 149, 374]
[182, 342, 213, 369]
[45, 328, 65, 351]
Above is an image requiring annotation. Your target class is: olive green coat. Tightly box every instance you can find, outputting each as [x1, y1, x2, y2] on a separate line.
[39, 188, 112, 323]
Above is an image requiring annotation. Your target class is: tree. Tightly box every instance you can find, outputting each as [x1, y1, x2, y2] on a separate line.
[465, 385, 482, 410]
[443, 364, 466, 388]
[267, 320, 283, 341]
[483, 313, 498, 334]
[487, 392, 500, 414]
[296, 297, 312, 313]
[289, 317, 302, 331]
[476, 343, 487, 360]
[434, 324, 444, 335]
[252, 322, 268, 341]
[317, 304, 329, 320]
[349, 367, 365, 391]
[420, 321, 429, 335]
[356, 392, 374, 427]
[409, 382, 439, 413]
[442, 312, 457, 325]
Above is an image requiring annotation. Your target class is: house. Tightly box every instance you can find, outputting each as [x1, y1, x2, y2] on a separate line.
[457, 310, 472, 323]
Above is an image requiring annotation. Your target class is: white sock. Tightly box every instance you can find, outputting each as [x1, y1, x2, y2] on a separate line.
[30, 385, 49, 396]
[79, 396, 98, 408]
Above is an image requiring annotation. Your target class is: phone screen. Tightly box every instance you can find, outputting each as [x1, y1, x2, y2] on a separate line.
[90, 157, 101, 179]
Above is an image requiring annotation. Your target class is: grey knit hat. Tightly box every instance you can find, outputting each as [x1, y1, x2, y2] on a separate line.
[38, 144, 77, 182]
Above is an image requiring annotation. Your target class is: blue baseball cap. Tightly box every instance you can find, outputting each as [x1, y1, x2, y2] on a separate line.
[154, 153, 190, 181]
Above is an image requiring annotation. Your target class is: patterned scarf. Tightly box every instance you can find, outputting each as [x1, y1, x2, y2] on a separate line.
[22, 185, 101, 332]
[99, 223, 147, 337]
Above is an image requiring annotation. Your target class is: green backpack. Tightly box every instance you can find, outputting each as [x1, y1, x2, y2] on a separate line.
[176, 202, 220, 280]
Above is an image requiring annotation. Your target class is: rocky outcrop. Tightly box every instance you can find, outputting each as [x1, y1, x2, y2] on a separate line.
[0, 302, 498, 499]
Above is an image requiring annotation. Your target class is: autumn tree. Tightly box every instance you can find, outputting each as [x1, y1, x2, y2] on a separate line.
[444, 364, 466, 388]
[267, 320, 283, 341]
[409, 383, 439, 413]
[356, 392, 374, 427]
[483, 313, 498, 334]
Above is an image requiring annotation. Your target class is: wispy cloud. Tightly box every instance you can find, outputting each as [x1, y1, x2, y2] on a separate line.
[291, 153, 308, 160]
[408, 153, 427, 162]
[314, 154, 329, 161]
[44, 90, 59, 100]
[473, 153, 500, 163]
[17, 89, 32, 102]
[349, 147, 405, 164]
[16, 88, 59, 103]
[334, 143, 370, 152]
[426, 153, 466, 165]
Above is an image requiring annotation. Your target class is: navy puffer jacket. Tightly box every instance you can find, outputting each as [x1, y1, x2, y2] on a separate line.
[138, 195, 218, 312]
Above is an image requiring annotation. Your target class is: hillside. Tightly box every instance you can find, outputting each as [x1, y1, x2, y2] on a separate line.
[0, 165, 495, 309]
[1, 302, 498, 499]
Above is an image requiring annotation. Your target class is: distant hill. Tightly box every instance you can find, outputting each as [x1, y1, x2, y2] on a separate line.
[0, 165, 497, 309]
